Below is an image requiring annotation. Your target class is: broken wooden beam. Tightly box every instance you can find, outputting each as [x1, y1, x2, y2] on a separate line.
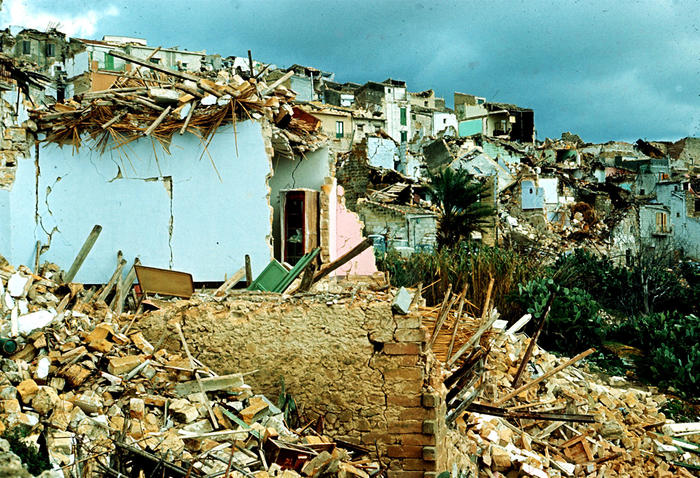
[96, 254, 126, 303]
[245, 254, 253, 287]
[311, 237, 372, 284]
[143, 105, 172, 136]
[108, 50, 198, 82]
[467, 402, 596, 423]
[447, 282, 469, 359]
[214, 267, 246, 297]
[494, 348, 596, 406]
[447, 313, 498, 367]
[63, 225, 102, 283]
[428, 284, 454, 349]
[179, 101, 196, 134]
[511, 292, 556, 388]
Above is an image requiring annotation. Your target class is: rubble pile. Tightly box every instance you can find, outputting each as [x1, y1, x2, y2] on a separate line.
[28, 50, 325, 155]
[0, 260, 379, 478]
[425, 304, 700, 478]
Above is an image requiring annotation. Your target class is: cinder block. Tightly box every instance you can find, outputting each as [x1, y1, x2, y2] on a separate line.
[422, 446, 437, 461]
[422, 419, 437, 435]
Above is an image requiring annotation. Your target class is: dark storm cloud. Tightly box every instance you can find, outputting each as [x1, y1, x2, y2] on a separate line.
[25, 0, 700, 142]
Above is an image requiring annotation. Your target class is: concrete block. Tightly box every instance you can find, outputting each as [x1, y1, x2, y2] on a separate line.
[422, 446, 437, 461]
[392, 287, 412, 315]
[422, 419, 437, 435]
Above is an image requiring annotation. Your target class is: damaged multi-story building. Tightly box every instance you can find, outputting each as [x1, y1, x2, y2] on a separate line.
[0, 32, 378, 283]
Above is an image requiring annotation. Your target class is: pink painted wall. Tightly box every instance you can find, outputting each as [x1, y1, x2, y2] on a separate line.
[334, 185, 378, 276]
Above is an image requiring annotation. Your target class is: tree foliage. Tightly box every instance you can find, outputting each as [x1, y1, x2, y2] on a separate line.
[427, 167, 494, 249]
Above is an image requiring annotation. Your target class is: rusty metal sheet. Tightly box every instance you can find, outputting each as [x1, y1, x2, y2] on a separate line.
[134, 265, 194, 298]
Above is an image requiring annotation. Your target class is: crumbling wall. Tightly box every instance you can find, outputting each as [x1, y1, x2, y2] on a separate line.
[4, 121, 273, 283]
[269, 146, 332, 260]
[356, 201, 407, 244]
[138, 296, 446, 477]
[334, 186, 378, 275]
[0, 88, 30, 191]
[336, 152, 371, 211]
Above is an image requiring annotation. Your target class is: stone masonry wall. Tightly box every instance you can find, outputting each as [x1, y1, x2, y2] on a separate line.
[137, 295, 448, 478]
[336, 152, 371, 211]
[0, 91, 30, 190]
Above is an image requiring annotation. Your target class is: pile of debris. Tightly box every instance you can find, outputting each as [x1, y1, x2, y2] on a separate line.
[28, 50, 325, 156]
[423, 285, 700, 478]
[0, 259, 379, 477]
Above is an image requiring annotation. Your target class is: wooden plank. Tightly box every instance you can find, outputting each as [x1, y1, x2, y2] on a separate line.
[178, 101, 195, 135]
[427, 284, 454, 349]
[467, 403, 595, 423]
[260, 70, 294, 96]
[511, 292, 556, 388]
[143, 105, 172, 136]
[311, 237, 372, 284]
[480, 276, 495, 322]
[96, 254, 126, 303]
[447, 282, 469, 359]
[174, 373, 245, 397]
[214, 267, 246, 297]
[134, 265, 194, 298]
[447, 313, 498, 367]
[493, 348, 596, 406]
[245, 254, 253, 287]
[108, 50, 198, 82]
[63, 225, 102, 283]
[101, 110, 127, 130]
[175, 323, 219, 429]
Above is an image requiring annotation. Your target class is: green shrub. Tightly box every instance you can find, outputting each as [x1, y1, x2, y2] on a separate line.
[377, 243, 542, 321]
[608, 312, 700, 398]
[2, 427, 51, 475]
[514, 277, 605, 353]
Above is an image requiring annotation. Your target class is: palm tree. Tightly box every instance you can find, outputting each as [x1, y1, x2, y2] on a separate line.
[427, 167, 495, 249]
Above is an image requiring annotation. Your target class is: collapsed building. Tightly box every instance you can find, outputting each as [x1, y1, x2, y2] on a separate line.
[0, 27, 699, 478]
[0, 43, 377, 283]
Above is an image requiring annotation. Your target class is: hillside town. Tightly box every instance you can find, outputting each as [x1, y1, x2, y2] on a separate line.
[0, 26, 698, 478]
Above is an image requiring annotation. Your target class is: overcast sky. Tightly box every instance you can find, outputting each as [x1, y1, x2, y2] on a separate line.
[2, 0, 699, 143]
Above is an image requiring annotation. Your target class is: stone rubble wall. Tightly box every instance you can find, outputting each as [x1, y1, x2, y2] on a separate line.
[137, 297, 450, 478]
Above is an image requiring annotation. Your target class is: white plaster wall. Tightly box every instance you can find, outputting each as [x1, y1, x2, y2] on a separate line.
[540, 178, 559, 204]
[5, 122, 272, 283]
[0, 189, 10, 254]
[65, 50, 90, 79]
[404, 154, 423, 179]
[432, 112, 458, 136]
[367, 137, 396, 170]
[268, 147, 331, 259]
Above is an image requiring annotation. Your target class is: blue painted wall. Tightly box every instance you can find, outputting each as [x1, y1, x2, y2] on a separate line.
[521, 180, 544, 209]
[458, 119, 482, 137]
[4, 121, 273, 283]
